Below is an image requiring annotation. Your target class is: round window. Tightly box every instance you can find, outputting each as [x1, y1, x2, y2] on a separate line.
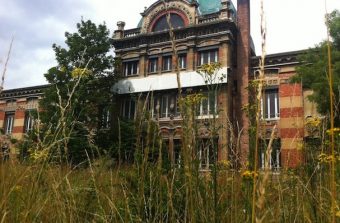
[152, 13, 185, 32]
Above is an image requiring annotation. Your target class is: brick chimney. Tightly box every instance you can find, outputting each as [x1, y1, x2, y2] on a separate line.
[236, 0, 250, 167]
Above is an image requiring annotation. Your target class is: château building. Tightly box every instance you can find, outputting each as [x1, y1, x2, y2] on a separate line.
[0, 0, 320, 168]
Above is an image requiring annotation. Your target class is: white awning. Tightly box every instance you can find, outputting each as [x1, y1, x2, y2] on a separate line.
[113, 67, 228, 94]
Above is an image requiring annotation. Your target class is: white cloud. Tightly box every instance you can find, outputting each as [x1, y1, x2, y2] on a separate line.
[1, 0, 340, 89]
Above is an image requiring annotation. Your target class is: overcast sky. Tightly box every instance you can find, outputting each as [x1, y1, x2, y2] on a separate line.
[0, 0, 339, 89]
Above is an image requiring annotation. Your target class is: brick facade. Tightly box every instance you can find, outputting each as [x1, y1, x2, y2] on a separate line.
[1, 1, 320, 169]
[0, 85, 48, 141]
[236, 0, 251, 167]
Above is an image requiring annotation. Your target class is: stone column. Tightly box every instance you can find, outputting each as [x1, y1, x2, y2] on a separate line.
[139, 45, 147, 77]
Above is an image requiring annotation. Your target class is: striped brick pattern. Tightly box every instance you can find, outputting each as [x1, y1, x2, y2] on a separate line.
[0, 111, 4, 132]
[12, 109, 25, 139]
[279, 83, 304, 167]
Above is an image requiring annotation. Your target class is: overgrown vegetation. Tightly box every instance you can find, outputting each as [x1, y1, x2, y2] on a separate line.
[292, 10, 340, 125]
[0, 5, 339, 223]
[29, 20, 119, 164]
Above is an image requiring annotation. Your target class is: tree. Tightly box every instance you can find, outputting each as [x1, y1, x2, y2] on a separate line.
[38, 19, 118, 164]
[292, 10, 340, 125]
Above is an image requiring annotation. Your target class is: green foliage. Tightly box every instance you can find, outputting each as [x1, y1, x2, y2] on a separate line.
[292, 10, 340, 125]
[37, 19, 117, 164]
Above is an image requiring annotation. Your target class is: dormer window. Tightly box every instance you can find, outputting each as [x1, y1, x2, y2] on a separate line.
[152, 13, 185, 32]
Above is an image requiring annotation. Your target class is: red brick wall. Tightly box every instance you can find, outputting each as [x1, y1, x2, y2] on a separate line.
[279, 82, 304, 167]
[236, 0, 251, 166]
[281, 149, 303, 168]
[280, 107, 304, 118]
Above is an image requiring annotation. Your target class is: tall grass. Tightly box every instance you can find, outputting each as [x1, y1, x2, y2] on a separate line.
[0, 3, 339, 223]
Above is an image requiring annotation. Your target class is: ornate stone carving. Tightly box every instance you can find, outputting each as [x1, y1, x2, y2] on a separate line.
[140, 0, 196, 33]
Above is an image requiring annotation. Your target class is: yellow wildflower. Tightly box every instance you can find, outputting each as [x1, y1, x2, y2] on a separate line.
[13, 185, 22, 193]
[318, 153, 336, 163]
[218, 160, 230, 170]
[242, 170, 258, 179]
[336, 210, 340, 218]
[71, 67, 92, 78]
[326, 127, 340, 135]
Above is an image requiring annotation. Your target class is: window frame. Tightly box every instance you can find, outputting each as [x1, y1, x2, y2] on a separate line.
[152, 13, 185, 32]
[178, 54, 187, 70]
[261, 89, 280, 120]
[123, 60, 139, 77]
[24, 111, 35, 133]
[259, 138, 281, 171]
[196, 92, 217, 118]
[152, 94, 179, 119]
[4, 112, 15, 135]
[121, 98, 136, 120]
[149, 57, 158, 74]
[198, 49, 219, 66]
[197, 138, 218, 170]
[100, 107, 111, 129]
[162, 55, 172, 72]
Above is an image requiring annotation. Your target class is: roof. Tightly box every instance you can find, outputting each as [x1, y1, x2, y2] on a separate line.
[192, 0, 222, 15]
[0, 84, 51, 99]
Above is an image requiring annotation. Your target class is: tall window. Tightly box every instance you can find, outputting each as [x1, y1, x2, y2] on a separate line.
[149, 58, 158, 73]
[198, 49, 218, 66]
[162, 56, 172, 71]
[197, 92, 217, 116]
[4, 113, 14, 135]
[101, 107, 111, 129]
[123, 60, 139, 76]
[121, 99, 136, 119]
[173, 139, 182, 166]
[24, 112, 35, 133]
[262, 89, 279, 119]
[259, 139, 281, 170]
[197, 138, 217, 170]
[178, 54, 187, 69]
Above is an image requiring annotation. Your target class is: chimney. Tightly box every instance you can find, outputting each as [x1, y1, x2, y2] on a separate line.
[220, 0, 235, 20]
[114, 21, 126, 39]
[236, 0, 250, 167]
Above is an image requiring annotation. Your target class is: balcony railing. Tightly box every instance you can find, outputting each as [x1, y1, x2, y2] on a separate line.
[124, 28, 141, 38]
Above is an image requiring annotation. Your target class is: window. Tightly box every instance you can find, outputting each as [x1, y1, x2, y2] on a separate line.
[178, 54, 187, 69]
[262, 89, 279, 119]
[197, 138, 217, 170]
[197, 92, 217, 116]
[123, 60, 139, 76]
[152, 13, 185, 32]
[153, 95, 178, 119]
[259, 139, 281, 170]
[198, 49, 218, 66]
[24, 112, 35, 133]
[4, 113, 14, 135]
[101, 107, 111, 129]
[162, 56, 172, 71]
[149, 58, 158, 73]
[173, 139, 182, 166]
[121, 99, 136, 119]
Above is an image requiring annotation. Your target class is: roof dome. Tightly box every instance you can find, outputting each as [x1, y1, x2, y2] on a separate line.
[190, 0, 222, 15]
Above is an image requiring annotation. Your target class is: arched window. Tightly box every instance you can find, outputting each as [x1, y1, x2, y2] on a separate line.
[152, 13, 185, 32]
